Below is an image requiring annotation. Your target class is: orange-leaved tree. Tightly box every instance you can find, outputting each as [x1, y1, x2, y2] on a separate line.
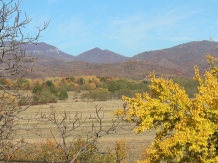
[114, 55, 218, 163]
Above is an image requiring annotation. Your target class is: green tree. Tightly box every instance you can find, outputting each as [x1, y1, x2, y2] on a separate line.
[108, 81, 119, 92]
[59, 90, 68, 100]
[49, 87, 58, 97]
[32, 85, 43, 94]
[45, 80, 54, 87]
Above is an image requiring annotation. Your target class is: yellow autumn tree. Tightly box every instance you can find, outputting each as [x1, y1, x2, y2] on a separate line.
[114, 55, 218, 163]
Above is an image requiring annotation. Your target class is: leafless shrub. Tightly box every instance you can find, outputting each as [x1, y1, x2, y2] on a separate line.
[0, 0, 48, 160]
[45, 105, 132, 163]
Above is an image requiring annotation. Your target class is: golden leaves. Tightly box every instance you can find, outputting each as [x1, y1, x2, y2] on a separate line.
[115, 55, 218, 163]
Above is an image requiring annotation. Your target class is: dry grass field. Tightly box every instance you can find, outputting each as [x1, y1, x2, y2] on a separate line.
[15, 91, 155, 161]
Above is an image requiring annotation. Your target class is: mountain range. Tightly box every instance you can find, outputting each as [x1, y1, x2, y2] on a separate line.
[22, 40, 218, 79]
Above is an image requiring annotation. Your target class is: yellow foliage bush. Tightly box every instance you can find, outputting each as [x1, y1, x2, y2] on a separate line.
[114, 55, 218, 163]
[114, 140, 129, 163]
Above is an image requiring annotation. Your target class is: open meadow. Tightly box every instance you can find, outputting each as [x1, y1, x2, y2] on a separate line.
[15, 91, 155, 161]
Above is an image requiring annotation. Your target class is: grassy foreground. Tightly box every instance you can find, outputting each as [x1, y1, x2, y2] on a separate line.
[14, 91, 155, 162]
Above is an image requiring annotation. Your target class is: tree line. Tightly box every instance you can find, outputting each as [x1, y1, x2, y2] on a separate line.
[0, 75, 198, 103]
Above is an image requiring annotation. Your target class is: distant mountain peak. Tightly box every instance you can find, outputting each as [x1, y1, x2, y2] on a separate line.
[75, 47, 129, 64]
[93, 47, 101, 50]
[21, 42, 75, 60]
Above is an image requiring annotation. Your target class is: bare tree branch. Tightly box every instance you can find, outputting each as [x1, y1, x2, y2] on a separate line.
[0, 0, 48, 160]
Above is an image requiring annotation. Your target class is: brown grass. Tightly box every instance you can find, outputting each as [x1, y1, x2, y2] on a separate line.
[14, 91, 155, 161]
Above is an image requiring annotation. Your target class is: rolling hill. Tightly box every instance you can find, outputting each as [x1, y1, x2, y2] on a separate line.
[28, 60, 184, 79]
[131, 40, 218, 76]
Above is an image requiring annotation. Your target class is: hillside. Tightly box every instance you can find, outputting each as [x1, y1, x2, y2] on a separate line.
[131, 40, 218, 76]
[28, 60, 185, 79]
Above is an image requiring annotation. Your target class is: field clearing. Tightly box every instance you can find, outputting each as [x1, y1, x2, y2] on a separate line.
[15, 91, 155, 161]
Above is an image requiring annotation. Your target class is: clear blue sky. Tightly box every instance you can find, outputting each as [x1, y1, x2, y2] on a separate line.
[17, 0, 218, 57]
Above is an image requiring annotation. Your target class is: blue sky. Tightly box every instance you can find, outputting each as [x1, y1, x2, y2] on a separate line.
[17, 0, 218, 57]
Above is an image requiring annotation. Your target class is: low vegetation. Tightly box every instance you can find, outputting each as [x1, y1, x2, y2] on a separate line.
[1, 75, 198, 105]
[8, 139, 129, 163]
